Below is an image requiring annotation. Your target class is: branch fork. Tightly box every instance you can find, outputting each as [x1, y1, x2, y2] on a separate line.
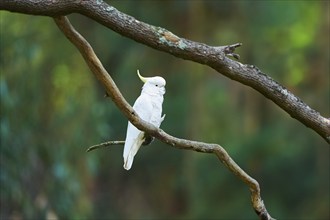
[223, 42, 242, 59]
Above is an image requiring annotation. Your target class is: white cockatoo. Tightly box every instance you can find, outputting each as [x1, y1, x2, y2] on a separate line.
[123, 70, 166, 170]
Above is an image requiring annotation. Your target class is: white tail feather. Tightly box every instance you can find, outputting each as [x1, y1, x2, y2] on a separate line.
[123, 132, 145, 170]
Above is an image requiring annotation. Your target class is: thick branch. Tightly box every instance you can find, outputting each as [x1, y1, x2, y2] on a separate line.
[1, 0, 329, 143]
[53, 16, 274, 220]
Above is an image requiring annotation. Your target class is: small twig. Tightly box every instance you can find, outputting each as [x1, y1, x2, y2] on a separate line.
[86, 140, 125, 152]
[224, 43, 242, 59]
[215, 43, 242, 60]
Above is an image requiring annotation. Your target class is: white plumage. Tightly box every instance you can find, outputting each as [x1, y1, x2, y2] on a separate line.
[123, 70, 166, 170]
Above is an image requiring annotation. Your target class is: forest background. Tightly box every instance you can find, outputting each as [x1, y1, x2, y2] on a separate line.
[1, 1, 329, 219]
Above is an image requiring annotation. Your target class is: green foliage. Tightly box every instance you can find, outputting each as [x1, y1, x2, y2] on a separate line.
[1, 1, 329, 219]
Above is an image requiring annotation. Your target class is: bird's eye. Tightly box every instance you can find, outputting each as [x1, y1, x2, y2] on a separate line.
[155, 84, 158, 87]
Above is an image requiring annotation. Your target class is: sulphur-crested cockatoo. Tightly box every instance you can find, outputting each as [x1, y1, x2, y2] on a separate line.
[123, 70, 166, 170]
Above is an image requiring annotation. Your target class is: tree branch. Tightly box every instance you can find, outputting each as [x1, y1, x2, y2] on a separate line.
[1, 0, 329, 143]
[86, 140, 125, 152]
[53, 15, 274, 220]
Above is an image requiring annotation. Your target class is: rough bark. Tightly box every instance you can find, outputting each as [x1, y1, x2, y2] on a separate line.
[1, 0, 329, 143]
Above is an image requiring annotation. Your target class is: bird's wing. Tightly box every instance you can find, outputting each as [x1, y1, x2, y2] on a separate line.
[133, 94, 153, 122]
[123, 94, 153, 170]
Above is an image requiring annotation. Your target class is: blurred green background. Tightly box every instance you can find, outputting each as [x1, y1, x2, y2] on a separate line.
[1, 1, 329, 219]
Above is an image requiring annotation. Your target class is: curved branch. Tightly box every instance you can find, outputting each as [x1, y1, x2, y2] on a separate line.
[1, 0, 329, 143]
[53, 15, 274, 220]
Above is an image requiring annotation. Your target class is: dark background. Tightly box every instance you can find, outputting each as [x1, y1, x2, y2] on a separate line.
[1, 1, 329, 219]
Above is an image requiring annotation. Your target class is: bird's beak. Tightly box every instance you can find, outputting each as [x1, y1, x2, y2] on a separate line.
[137, 69, 149, 83]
